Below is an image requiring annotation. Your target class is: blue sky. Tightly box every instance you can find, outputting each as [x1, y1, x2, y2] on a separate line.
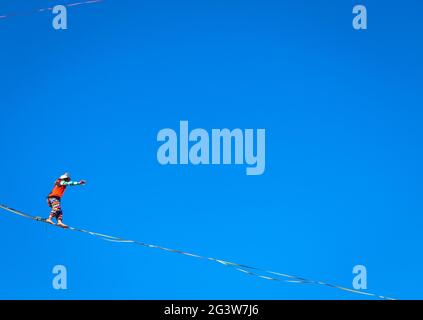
[0, 0, 422, 299]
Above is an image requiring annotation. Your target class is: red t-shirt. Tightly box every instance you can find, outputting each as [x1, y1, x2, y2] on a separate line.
[48, 179, 67, 199]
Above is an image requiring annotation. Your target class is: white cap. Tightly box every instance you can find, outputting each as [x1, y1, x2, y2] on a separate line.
[60, 172, 70, 180]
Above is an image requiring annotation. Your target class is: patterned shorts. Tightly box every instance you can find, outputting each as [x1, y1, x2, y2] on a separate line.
[47, 197, 63, 220]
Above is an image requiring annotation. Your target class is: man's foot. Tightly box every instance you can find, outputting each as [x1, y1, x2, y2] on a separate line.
[46, 218, 55, 225]
[57, 221, 68, 229]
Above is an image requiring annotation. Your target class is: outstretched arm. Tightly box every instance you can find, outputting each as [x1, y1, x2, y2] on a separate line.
[59, 180, 86, 186]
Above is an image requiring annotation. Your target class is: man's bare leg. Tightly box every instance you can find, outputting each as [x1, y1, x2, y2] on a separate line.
[56, 218, 68, 229]
[46, 214, 55, 225]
